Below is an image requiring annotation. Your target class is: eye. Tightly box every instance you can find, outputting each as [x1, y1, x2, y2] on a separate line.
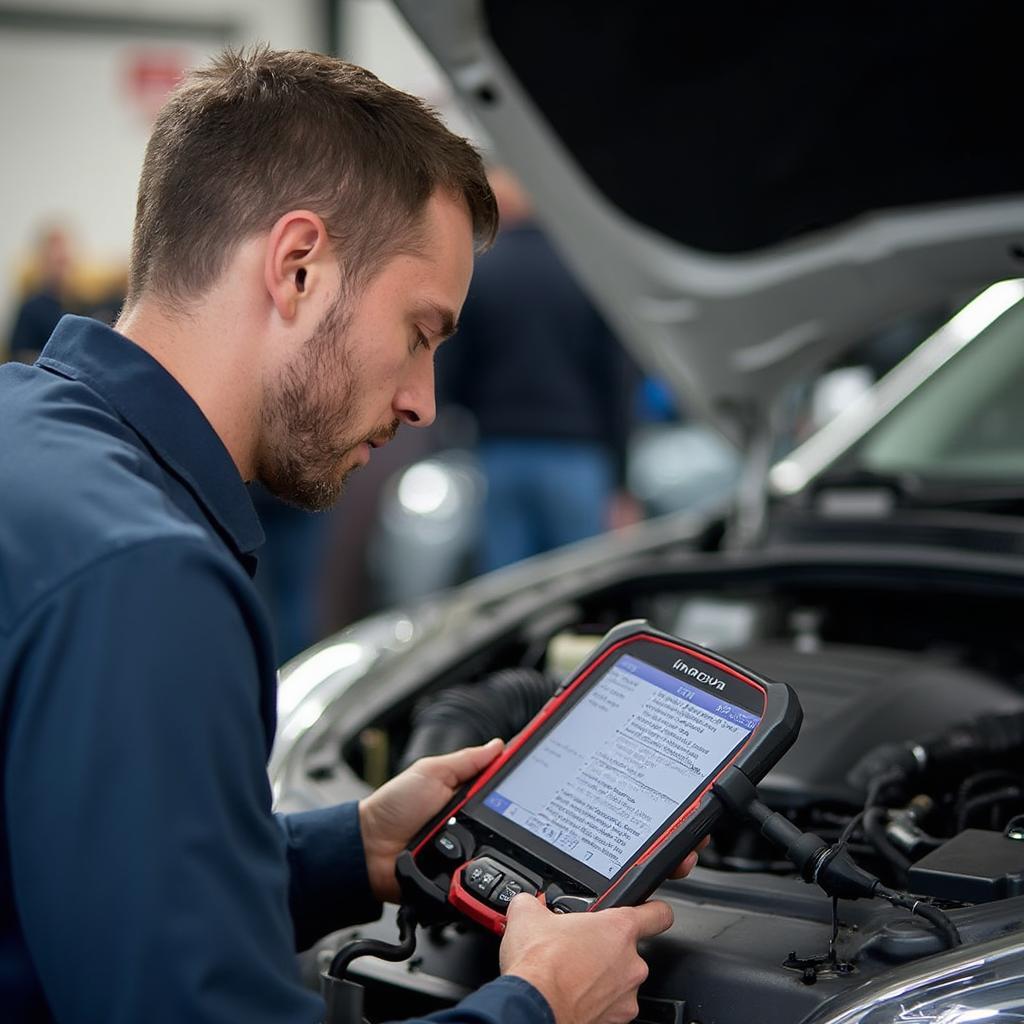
[412, 327, 431, 353]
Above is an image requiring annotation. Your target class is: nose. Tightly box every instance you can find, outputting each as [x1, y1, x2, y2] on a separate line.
[394, 356, 436, 429]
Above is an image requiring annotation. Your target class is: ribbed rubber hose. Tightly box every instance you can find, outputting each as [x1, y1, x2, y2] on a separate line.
[399, 668, 554, 770]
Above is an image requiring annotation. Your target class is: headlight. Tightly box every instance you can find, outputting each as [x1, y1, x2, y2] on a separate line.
[269, 604, 440, 800]
[803, 936, 1024, 1024]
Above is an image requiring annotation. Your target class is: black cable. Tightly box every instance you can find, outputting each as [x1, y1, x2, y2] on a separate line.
[959, 787, 1024, 832]
[328, 905, 419, 981]
[954, 770, 1024, 831]
[866, 770, 905, 808]
[862, 807, 912, 880]
[954, 765, 1019, 794]
[876, 885, 961, 949]
[713, 768, 963, 952]
[834, 767, 904, 871]
[956, 769, 1020, 800]
[836, 810, 863, 849]
[828, 895, 840, 963]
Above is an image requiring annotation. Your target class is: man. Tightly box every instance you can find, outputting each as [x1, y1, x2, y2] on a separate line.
[6, 225, 74, 363]
[0, 48, 695, 1023]
[438, 169, 642, 572]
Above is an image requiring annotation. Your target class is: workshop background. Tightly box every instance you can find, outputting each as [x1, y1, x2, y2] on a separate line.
[1, 0, 697, 662]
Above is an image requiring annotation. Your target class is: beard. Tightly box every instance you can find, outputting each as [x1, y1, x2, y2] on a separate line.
[256, 295, 399, 512]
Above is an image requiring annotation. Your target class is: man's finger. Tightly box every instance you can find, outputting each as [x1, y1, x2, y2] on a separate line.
[667, 850, 699, 879]
[417, 737, 504, 787]
[504, 891, 548, 924]
[623, 899, 674, 939]
[667, 835, 711, 879]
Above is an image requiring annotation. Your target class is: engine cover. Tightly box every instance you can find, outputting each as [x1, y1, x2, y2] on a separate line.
[733, 641, 1024, 806]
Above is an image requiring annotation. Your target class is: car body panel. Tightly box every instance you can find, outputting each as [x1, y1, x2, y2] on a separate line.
[393, 2, 1024, 440]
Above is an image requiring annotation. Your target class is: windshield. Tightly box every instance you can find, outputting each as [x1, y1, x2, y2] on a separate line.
[854, 296, 1024, 481]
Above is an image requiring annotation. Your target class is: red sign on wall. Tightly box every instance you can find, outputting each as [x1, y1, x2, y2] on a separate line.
[123, 51, 188, 120]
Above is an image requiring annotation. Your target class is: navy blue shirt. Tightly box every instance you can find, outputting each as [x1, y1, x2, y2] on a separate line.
[0, 316, 553, 1024]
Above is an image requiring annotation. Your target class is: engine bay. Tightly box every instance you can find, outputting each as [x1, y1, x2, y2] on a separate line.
[298, 552, 1024, 1023]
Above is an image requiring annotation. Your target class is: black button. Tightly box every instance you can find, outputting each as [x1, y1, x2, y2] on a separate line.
[490, 879, 525, 907]
[549, 894, 594, 914]
[490, 873, 538, 909]
[434, 830, 464, 861]
[464, 859, 503, 898]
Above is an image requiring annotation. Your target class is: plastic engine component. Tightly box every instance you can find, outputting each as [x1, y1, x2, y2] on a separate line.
[907, 829, 1024, 902]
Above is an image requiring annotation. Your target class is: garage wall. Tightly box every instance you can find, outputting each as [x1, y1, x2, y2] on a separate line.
[0, 0, 485, 341]
[0, 0, 321, 340]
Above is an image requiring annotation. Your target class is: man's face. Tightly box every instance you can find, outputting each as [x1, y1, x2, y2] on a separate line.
[257, 191, 474, 511]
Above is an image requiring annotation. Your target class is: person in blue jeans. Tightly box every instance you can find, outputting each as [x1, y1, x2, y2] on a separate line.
[439, 169, 641, 573]
[0, 49, 697, 1024]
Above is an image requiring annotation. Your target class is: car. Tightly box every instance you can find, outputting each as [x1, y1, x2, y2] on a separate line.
[271, 6, 1024, 1023]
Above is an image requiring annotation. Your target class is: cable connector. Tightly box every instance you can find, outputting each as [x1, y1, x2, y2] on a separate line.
[813, 846, 882, 901]
[711, 767, 961, 949]
[713, 767, 878, 899]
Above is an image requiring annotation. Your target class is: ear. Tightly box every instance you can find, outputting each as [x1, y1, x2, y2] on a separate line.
[263, 210, 333, 321]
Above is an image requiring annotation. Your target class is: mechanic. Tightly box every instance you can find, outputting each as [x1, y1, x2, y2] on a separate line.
[0, 48, 700, 1024]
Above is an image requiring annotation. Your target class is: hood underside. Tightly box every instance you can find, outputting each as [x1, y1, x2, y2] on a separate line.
[394, 2, 1024, 440]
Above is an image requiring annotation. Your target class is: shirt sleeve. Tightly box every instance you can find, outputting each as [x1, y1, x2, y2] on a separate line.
[403, 976, 555, 1024]
[277, 803, 383, 950]
[4, 538, 324, 1024]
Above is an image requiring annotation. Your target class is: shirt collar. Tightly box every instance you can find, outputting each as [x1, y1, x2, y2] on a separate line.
[37, 315, 265, 566]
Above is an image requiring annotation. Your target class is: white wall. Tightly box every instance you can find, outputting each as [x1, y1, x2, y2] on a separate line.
[0, 0, 321, 340]
[0, 0, 483, 340]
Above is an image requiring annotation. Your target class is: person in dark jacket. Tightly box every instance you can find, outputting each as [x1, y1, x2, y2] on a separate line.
[0, 48, 697, 1024]
[439, 169, 641, 572]
[6, 225, 73, 363]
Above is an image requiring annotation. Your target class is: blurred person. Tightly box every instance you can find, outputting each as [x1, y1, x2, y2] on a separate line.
[0, 48, 698, 1024]
[78, 266, 128, 328]
[6, 224, 74, 362]
[439, 168, 641, 573]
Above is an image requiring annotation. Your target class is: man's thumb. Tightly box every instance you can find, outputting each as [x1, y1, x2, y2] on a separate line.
[505, 891, 547, 924]
[427, 737, 504, 786]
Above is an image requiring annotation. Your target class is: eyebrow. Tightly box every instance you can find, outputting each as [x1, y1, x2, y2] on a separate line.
[418, 301, 459, 342]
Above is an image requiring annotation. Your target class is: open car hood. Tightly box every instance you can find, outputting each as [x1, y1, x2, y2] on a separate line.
[394, 2, 1024, 442]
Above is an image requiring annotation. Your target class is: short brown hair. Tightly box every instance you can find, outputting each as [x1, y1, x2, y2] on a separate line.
[126, 46, 497, 306]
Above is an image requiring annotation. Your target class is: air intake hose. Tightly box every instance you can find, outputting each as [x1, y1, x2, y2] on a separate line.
[399, 668, 554, 771]
[848, 710, 1024, 791]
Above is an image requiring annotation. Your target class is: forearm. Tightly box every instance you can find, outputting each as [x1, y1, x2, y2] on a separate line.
[279, 803, 383, 949]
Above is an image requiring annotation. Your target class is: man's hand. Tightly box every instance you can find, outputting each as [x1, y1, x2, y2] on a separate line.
[358, 738, 504, 903]
[358, 737, 708, 904]
[667, 834, 710, 879]
[500, 895, 673, 1024]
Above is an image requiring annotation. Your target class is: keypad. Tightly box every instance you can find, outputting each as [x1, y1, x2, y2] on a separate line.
[462, 856, 537, 909]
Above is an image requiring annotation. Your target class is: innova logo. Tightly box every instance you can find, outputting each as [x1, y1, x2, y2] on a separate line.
[673, 659, 726, 691]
